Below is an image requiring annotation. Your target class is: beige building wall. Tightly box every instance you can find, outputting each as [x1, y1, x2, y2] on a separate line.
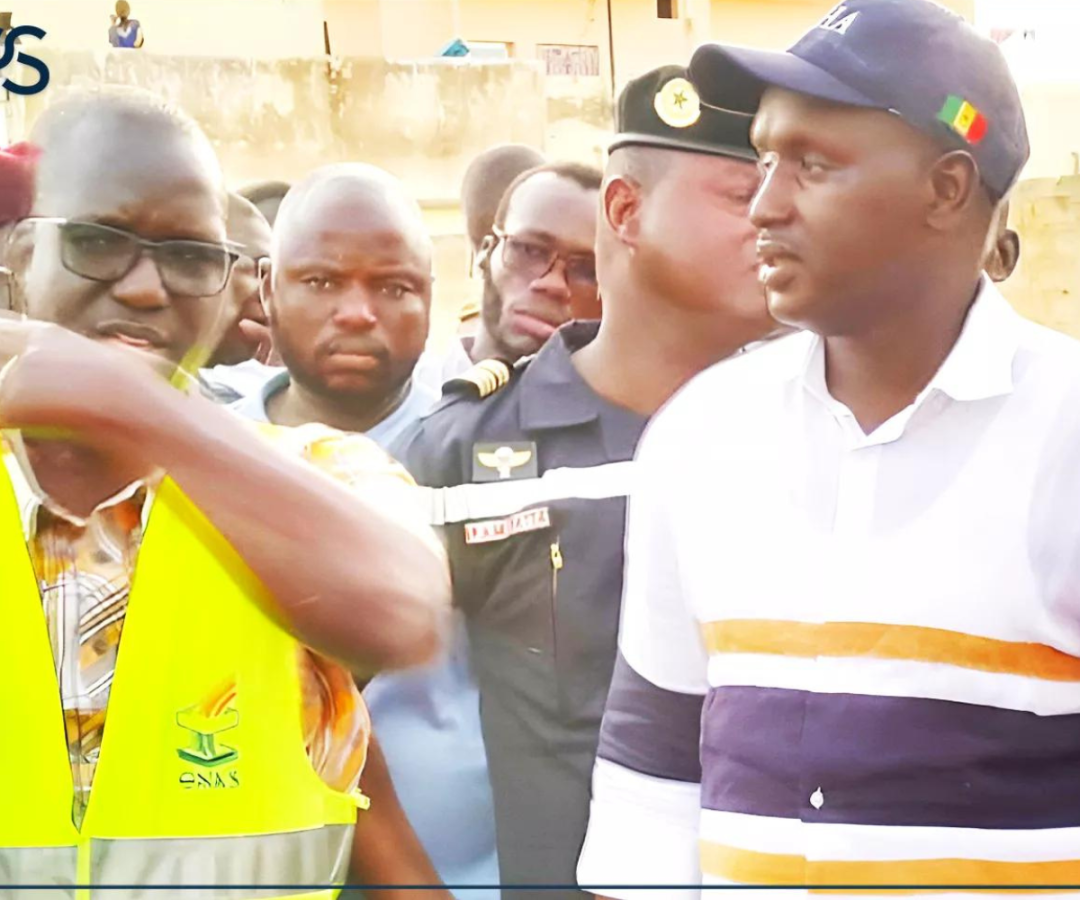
[29, 0, 977, 68]
[609, 0, 709, 83]
[999, 177, 1080, 339]
[1016, 82, 1080, 182]
[454, 1, 615, 166]
[323, 0, 384, 56]
[32, 0, 327, 58]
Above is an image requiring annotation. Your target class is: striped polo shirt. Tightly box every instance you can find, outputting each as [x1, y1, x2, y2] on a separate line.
[577, 280, 1080, 896]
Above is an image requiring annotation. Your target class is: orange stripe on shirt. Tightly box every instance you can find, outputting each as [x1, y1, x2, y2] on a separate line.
[701, 620, 1080, 682]
[700, 841, 1080, 890]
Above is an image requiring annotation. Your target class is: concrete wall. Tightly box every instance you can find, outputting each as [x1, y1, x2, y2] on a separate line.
[24, 49, 545, 202]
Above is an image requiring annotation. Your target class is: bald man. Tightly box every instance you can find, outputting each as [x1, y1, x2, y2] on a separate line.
[233, 163, 500, 896]
[235, 163, 438, 446]
[238, 179, 292, 229]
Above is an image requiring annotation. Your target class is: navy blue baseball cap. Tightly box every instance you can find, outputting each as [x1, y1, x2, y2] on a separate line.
[689, 0, 1029, 198]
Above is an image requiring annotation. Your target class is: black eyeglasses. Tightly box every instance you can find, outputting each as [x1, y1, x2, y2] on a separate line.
[24, 218, 241, 298]
[492, 229, 597, 291]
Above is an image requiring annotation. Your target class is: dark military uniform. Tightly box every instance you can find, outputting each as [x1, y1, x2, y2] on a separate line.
[399, 322, 645, 898]
[398, 63, 757, 898]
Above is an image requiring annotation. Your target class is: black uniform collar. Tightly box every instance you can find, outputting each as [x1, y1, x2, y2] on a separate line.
[517, 321, 646, 459]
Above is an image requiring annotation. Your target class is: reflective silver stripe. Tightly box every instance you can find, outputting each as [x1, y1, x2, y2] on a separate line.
[0, 846, 77, 899]
[90, 824, 352, 900]
[418, 460, 636, 526]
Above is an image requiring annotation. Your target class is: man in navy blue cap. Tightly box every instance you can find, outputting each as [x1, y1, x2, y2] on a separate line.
[580, 1, 1080, 894]
[400, 64, 775, 898]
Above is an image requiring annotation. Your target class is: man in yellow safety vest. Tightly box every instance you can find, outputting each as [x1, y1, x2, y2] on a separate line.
[0, 89, 450, 897]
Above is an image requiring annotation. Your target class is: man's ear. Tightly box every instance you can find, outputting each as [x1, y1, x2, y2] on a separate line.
[986, 228, 1020, 283]
[926, 150, 982, 231]
[2, 221, 32, 314]
[603, 175, 643, 248]
[477, 234, 497, 273]
[999, 228, 1021, 280]
[257, 257, 273, 320]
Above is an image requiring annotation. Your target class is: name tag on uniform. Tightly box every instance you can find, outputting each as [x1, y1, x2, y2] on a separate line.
[472, 442, 538, 482]
[464, 507, 551, 545]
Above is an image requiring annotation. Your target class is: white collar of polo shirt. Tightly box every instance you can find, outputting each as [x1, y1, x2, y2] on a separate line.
[798, 276, 1021, 449]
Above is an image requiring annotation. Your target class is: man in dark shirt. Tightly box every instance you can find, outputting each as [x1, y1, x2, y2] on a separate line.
[400, 65, 777, 898]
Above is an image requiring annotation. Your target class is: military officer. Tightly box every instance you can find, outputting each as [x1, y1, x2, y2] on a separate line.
[398, 65, 776, 899]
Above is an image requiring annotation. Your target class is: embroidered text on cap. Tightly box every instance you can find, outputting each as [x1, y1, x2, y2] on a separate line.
[817, 3, 859, 35]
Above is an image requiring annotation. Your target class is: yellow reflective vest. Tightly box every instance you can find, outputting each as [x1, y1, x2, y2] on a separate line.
[0, 464, 359, 899]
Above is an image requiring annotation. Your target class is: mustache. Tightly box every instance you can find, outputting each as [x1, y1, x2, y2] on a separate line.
[324, 338, 389, 358]
[756, 235, 801, 264]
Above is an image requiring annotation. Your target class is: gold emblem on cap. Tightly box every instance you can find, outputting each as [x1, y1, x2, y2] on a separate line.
[654, 77, 701, 129]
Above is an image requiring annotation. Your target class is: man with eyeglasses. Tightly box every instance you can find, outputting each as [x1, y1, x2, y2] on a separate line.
[0, 89, 449, 894]
[412, 144, 546, 395]
[399, 66, 774, 898]
[469, 161, 601, 366]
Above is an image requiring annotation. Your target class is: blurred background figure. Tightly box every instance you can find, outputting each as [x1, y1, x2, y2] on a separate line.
[208, 194, 273, 368]
[238, 179, 292, 229]
[469, 161, 601, 365]
[462, 144, 547, 266]
[414, 144, 546, 394]
[199, 194, 275, 402]
[108, 1, 144, 48]
[203, 183, 293, 403]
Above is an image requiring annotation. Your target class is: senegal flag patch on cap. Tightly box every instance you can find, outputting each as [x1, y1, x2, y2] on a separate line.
[937, 95, 988, 145]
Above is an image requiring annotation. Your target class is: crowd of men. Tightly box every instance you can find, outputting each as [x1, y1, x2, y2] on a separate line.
[1, 0, 1077, 896]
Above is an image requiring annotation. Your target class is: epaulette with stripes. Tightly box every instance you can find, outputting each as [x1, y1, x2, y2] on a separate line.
[443, 358, 514, 400]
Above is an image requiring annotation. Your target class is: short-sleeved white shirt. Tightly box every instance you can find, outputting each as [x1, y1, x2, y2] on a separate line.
[579, 280, 1080, 896]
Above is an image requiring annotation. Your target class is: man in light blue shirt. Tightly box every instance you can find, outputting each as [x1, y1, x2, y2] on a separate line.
[232, 161, 498, 898]
[233, 365, 437, 448]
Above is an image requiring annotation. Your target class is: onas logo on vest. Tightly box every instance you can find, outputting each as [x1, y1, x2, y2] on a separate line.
[176, 679, 241, 790]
